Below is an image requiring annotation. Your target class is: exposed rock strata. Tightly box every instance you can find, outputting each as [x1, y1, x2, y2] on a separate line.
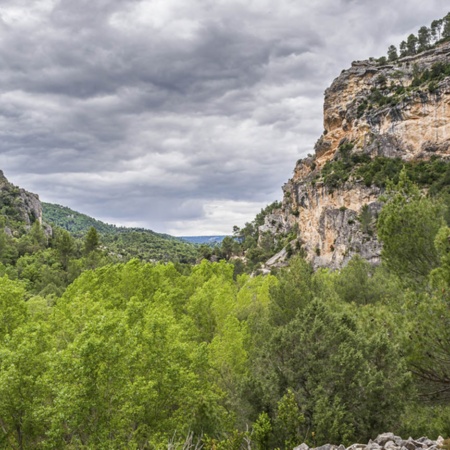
[262, 42, 450, 268]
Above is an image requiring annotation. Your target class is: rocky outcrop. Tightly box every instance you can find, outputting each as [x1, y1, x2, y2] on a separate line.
[0, 170, 43, 229]
[317, 42, 450, 166]
[263, 41, 450, 269]
[294, 433, 446, 450]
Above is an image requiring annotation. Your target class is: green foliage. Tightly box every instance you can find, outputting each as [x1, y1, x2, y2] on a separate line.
[334, 256, 378, 304]
[387, 44, 398, 61]
[83, 226, 100, 254]
[386, 12, 450, 61]
[42, 202, 119, 235]
[260, 299, 411, 446]
[274, 389, 304, 450]
[320, 152, 450, 195]
[377, 169, 445, 282]
[218, 200, 295, 272]
[321, 144, 355, 190]
[399, 406, 450, 439]
[357, 204, 373, 234]
[252, 412, 272, 450]
[5, 150, 450, 447]
[43, 202, 199, 263]
[0, 276, 27, 340]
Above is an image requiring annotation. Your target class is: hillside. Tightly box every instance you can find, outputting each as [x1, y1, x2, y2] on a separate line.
[43, 202, 199, 263]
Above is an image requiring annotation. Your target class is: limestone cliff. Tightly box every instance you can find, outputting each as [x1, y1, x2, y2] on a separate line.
[0, 170, 43, 230]
[263, 41, 450, 269]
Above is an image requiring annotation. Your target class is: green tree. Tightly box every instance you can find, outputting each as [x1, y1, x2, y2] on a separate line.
[83, 226, 100, 255]
[387, 44, 398, 61]
[399, 40, 408, 57]
[443, 12, 450, 38]
[273, 389, 304, 450]
[0, 321, 52, 449]
[53, 227, 76, 270]
[406, 33, 418, 55]
[431, 19, 443, 41]
[0, 276, 27, 341]
[221, 236, 235, 260]
[417, 26, 431, 51]
[260, 300, 411, 445]
[268, 256, 314, 326]
[377, 170, 445, 283]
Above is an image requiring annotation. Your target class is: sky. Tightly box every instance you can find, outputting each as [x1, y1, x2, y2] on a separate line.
[0, 1, 448, 235]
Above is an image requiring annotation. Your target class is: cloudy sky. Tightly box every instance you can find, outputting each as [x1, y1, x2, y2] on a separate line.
[0, 0, 448, 235]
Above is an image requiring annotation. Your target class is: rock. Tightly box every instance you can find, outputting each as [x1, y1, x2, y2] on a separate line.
[315, 444, 336, 450]
[0, 169, 44, 228]
[347, 444, 367, 450]
[266, 40, 450, 269]
[375, 434, 397, 446]
[366, 442, 382, 450]
[296, 436, 440, 450]
[416, 438, 435, 447]
[401, 441, 417, 450]
[293, 444, 309, 450]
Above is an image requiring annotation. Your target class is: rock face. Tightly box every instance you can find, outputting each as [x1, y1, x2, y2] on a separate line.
[293, 433, 445, 450]
[0, 170, 43, 229]
[318, 43, 450, 165]
[263, 41, 450, 269]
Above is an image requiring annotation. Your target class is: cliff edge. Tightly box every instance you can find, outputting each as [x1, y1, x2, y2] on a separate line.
[263, 41, 450, 269]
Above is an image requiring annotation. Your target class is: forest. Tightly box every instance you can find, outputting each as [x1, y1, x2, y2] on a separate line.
[0, 170, 449, 449]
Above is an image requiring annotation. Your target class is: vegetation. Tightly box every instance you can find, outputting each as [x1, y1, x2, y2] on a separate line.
[197, 200, 300, 274]
[0, 169, 450, 448]
[317, 149, 450, 197]
[385, 12, 450, 62]
[43, 203, 199, 264]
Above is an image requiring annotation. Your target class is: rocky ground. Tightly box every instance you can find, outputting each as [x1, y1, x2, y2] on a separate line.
[294, 433, 447, 450]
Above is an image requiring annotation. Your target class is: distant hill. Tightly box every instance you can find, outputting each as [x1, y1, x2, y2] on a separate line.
[42, 203, 199, 263]
[179, 236, 228, 245]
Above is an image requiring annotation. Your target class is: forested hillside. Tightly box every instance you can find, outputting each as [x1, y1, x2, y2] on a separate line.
[43, 203, 199, 264]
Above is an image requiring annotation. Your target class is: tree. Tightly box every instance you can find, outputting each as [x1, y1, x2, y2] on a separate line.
[334, 256, 375, 304]
[417, 26, 431, 52]
[443, 12, 450, 38]
[377, 170, 445, 283]
[83, 226, 100, 255]
[387, 44, 398, 61]
[431, 19, 443, 41]
[0, 276, 27, 341]
[406, 33, 418, 55]
[260, 300, 411, 445]
[53, 228, 75, 269]
[399, 40, 408, 57]
[0, 321, 52, 449]
[221, 236, 235, 260]
[268, 256, 314, 326]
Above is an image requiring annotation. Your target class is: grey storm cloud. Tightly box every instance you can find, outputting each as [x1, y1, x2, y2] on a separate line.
[0, 0, 448, 234]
